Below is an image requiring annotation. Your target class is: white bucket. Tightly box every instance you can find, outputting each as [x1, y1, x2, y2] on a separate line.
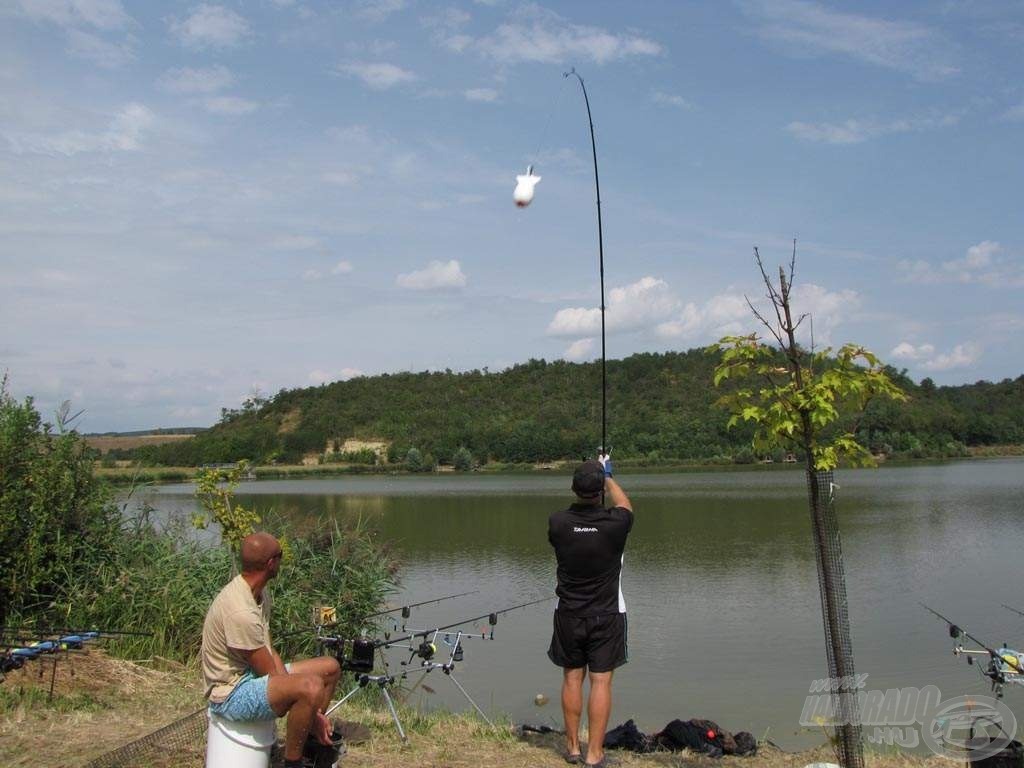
[205, 709, 277, 768]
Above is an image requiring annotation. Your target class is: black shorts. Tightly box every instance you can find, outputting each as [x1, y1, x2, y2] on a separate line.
[547, 611, 628, 672]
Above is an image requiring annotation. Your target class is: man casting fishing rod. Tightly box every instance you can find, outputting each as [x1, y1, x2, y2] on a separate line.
[548, 455, 633, 768]
[201, 532, 340, 768]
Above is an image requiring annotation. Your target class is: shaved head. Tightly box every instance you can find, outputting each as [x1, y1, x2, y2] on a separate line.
[241, 532, 282, 574]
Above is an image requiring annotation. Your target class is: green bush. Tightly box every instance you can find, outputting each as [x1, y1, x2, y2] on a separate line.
[0, 384, 120, 625]
[453, 446, 473, 471]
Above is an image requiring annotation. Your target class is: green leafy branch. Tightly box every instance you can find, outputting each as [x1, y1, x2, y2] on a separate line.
[709, 244, 906, 471]
[192, 459, 260, 552]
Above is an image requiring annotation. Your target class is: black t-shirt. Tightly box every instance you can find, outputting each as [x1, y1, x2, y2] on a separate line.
[548, 502, 634, 616]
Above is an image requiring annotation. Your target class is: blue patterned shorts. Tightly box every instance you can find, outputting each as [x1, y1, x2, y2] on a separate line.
[209, 670, 277, 721]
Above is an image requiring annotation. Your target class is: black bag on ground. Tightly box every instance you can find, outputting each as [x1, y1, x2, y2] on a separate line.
[655, 719, 722, 757]
[603, 719, 655, 753]
[733, 731, 758, 756]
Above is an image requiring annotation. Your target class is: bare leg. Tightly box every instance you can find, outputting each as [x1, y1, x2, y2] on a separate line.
[288, 656, 341, 734]
[585, 670, 613, 766]
[267, 672, 327, 762]
[561, 667, 585, 758]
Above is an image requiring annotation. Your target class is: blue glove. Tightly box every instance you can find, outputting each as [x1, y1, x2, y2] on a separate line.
[598, 453, 613, 477]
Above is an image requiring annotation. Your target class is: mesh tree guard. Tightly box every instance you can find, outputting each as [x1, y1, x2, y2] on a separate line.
[83, 708, 209, 768]
[807, 468, 863, 768]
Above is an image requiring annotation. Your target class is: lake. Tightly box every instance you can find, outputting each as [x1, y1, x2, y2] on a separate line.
[144, 458, 1024, 749]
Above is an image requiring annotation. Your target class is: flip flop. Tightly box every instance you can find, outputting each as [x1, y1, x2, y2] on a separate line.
[564, 751, 584, 764]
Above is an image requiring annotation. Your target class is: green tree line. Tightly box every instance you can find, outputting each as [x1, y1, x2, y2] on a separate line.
[117, 349, 1024, 467]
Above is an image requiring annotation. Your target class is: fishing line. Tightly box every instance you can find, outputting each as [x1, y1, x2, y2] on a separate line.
[526, 76, 569, 170]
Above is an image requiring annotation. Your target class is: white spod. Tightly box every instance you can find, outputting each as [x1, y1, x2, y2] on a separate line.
[513, 165, 541, 207]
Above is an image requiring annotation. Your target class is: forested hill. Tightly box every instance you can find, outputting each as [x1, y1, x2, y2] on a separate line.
[128, 350, 1024, 467]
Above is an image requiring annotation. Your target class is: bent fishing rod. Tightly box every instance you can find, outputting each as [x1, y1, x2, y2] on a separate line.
[564, 67, 608, 455]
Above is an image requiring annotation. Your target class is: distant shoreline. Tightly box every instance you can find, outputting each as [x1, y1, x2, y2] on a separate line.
[95, 449, 1024, 486]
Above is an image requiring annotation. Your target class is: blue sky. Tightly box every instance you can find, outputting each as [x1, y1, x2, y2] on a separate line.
[1, 0, 1022, 431]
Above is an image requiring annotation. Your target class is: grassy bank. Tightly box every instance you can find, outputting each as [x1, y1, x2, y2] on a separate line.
[0, 650, 940, 768]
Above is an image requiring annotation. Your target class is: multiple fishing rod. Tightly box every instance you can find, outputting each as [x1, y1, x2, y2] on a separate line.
[921, 603, 1024, 698]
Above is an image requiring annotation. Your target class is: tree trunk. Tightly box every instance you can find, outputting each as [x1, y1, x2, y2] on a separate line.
[807, 468, 863, 768]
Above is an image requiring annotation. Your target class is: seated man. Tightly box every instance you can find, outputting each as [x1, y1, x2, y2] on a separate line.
[202, 532, 340, 768]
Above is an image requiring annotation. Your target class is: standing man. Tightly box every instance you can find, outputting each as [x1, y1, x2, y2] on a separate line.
[202, 532, 340, 768]
[548, 455, 633, 768]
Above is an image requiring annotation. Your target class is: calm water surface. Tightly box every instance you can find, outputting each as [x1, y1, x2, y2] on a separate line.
[145, 459, 1024, 748]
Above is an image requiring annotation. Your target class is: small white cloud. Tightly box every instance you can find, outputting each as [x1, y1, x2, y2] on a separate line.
[922, 343, 981, 372]
[272, 235, 320, 251]
[548, 277, 680, 337]
[10, 0, 133, 30]
[742, 0, 958, 82]
[331, 260, 353, 275]
[65, 28, 134, 68]
[563, 338, 596, 362]
[204, 96, 259, 115]
[397, 259, 467, 290]
[890, 341, 936, 361]
[323, 170, 359, 186]
[170, 4, 251, 49]
[302, 269, 322, 281]
[651, 91, 692, 108]
[787, 113, 959, 145]
[889, 341, 980, 372]
[899, 241, 1021, 286]
[1005, 102, 1024, 122]
[338, 62, 417, 90]
[353, 0, 406, 23]
[7, 102, 155, 156]
[159, 65, 234, 94]
[444, 6, 661, 65]
[309, 367, 365, 385]
[464, 87, 499, 103]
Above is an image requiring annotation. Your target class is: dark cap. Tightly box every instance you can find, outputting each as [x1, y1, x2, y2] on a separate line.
[571, 460, 605, 498]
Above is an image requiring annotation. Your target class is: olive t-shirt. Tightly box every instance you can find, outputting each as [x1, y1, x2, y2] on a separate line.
[201, 574, 272, 702]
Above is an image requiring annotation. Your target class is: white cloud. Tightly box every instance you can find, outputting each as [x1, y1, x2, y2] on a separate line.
[651, 91, 692, 109]
[899, 241, 1022, 286]
[445, 6, 662, 64]
[889, 341, 981, 372]
[742, 0, 958, 81]
[396, 259, 467, 290]
[338, 62, 417, 90]
[5, 102, 154, 155]
[302, 269, 322, 281]
[656, 293, 750, 340]
[323, 170, 359, 186]
[464, 88, 499, 103]
[9, 0, 133, 30]
[1005, 103, 1024, 122]
[271, 235, 320, 251]
[548, 277, 680, 337]
[563, 338, 596, 362]
[331, 260, 353, 274]
[353, 0, 406, 23]
[159, 65, 234, 94]
[308, 367, 365, 385]
[65, 28, 134, 67]
[204, 96, 259, 115]
[170, 4, 251, 49]
[787, 113, 959, 145]
[890, 341, 935, 361]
